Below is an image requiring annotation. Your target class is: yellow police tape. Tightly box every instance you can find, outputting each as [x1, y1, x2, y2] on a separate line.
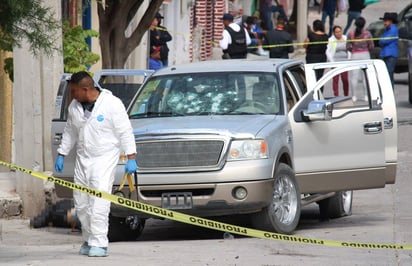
[1, 160, 411, 251]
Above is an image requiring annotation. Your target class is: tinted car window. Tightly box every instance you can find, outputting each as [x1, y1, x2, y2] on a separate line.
[100, 83, 141, 108]
[403, 6, 412, 21]
[97, 75, 146, 109]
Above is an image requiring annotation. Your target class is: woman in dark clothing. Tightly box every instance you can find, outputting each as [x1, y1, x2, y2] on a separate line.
[304, 20, 329, 90]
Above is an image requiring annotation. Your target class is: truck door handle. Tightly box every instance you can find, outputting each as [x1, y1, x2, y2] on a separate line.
[363, 121, 382, 134]
[53, 133, 62, 145]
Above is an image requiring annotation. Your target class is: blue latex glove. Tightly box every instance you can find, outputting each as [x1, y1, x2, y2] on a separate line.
[55, 155, 64, 173]
[125, 159, 138, 174]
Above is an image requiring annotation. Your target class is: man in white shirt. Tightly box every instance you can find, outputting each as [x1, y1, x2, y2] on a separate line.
[219, 13, 251, 59]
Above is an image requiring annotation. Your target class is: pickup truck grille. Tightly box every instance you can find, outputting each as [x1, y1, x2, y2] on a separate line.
[136, 140, 224, 168]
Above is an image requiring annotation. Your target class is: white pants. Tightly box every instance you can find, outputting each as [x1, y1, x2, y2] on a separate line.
[350, 51, 370, 100]
[73, 153, 118, 248]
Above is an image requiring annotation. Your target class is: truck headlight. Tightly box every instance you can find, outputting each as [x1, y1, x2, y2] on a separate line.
[227, 140, 268, 160]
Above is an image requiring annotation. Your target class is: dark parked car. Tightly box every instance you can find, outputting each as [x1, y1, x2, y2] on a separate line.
[367, 3, 412, 103]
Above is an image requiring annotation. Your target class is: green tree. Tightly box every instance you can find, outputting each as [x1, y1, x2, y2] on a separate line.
[0, 1, 101, 79]
[0, 0, 166, 76]
[0, 0, 58, 54]
[63, 21, 100, 73]
[0, 0, 60, 80]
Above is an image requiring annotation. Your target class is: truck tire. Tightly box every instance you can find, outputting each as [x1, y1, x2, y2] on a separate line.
[108, 215, 145, 242]
[252, 163, 300, 234]
[318, 191, 353, 219]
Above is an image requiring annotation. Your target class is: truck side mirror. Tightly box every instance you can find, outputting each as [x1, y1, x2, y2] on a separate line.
[302, 100, 332, 121]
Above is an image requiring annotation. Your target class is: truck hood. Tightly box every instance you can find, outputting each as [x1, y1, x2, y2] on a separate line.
[131, 115, 278, 139]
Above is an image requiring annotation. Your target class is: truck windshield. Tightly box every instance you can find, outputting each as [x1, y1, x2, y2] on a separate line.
[129, 72, 281, 118]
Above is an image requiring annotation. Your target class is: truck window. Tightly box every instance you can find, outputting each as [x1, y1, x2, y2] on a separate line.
[287, 66, 306, 95]
[322, 68, 371, 115]
[100, 83, 141, 108]
[53, 75, 72, 121]
[97, 75, 145, 109]
[283, 73, 299, 112]
[129, 72, 281, 117]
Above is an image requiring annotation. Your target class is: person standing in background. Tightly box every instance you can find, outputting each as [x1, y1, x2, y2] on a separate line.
[379, 12, 399, 88]
[343, 0, 366, 35]
[259, 0, 288, 31]
[244, 16, 267, 56]
[263, 16, 294, 59]
[219, 13, 251, 59]
[150, 12, 172, 67]
[149, 46, 164, 71]
[326, 25, 349, 96]
[228, 0, 244, 24]
[149, 16, 161, 61]
[319, 0, 339, 36]
[346, 17, 374, 101]
[304, 20, 329, 91]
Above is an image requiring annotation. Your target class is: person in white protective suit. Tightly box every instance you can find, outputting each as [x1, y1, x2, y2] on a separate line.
[54, 71, 137, 257]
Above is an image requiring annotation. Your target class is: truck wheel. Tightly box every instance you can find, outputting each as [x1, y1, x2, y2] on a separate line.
[252, 163, 300, 234]
[108, 215, 145, 242]
[408, 72, 412, 104]
[318, 191, 353, 219]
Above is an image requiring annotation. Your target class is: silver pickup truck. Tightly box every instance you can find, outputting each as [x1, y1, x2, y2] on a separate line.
[52, 59, 397, 241]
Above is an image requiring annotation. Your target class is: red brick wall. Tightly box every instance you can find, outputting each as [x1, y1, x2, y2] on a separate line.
[214, 0, 225, 45]
[190, 0, 226, 61]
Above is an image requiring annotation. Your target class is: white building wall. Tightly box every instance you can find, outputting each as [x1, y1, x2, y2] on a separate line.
[162, 1, 192, 66]
[13, 0, 63, 217]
